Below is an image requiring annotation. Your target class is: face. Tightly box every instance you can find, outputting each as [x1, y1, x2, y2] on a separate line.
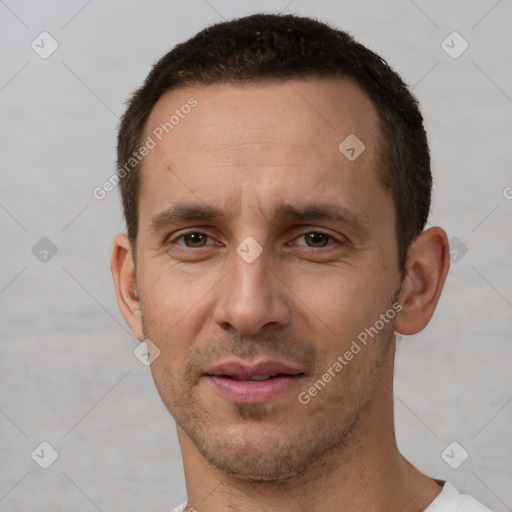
[133, 77, 403, 480]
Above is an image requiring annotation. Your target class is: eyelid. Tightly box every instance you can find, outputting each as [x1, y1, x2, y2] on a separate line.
[167, 229, 219, 247]
[167, 227, 344, 248]
[289, 229, 343, 247]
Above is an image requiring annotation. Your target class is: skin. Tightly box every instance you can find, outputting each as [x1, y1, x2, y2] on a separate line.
[111, 77, 450, 511]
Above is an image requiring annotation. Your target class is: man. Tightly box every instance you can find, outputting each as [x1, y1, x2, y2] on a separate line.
[111, 13, 493, 512]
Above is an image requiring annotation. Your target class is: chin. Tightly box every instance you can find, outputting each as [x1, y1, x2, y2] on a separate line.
[184, 417, 341, 483]
[203, 447, 310, 482]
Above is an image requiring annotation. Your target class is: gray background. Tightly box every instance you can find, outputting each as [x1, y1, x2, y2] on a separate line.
[1, 1, 511, 511]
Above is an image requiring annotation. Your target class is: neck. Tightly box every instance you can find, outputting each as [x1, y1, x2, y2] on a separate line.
[178, 351, 442, 512]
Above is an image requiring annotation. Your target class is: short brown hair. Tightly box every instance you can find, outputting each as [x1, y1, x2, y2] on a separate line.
[117, 13, 431, 275]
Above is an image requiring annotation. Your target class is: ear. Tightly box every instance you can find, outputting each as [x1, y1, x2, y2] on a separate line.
[111, 233, 144, 341]
[394, 227, 450, 335]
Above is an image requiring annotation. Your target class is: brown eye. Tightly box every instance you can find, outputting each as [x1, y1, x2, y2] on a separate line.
[176, 232, 211, 248]
[304, 232, 330, 247]
[295, 232, 336, 248]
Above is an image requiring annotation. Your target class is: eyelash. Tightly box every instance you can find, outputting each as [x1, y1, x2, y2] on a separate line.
[167, 230, 341, 250]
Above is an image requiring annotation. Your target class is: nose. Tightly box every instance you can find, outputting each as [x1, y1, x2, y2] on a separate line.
[213, 244, 290, 336]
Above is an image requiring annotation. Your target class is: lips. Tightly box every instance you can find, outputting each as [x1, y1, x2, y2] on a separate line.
[204, 360, 305, 404]
[206, 360, 304, 381]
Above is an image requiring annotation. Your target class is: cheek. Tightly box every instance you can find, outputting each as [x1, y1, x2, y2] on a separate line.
[140, 267, 217, 373]
[290, 269, 388, 352]
[142, 263, 216, 324]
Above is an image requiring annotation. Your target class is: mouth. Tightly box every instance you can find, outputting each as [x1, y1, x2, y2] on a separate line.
[217, 372, 303, 381]
[204, 360, 305, 405]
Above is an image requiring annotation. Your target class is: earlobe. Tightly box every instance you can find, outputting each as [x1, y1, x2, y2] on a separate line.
[394, 227, 450, 336]
[111, 233, 144, 340]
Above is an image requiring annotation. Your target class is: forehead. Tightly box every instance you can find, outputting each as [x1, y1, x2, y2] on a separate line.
[143, 76, 378, 157]
[138, 77, 390, 232]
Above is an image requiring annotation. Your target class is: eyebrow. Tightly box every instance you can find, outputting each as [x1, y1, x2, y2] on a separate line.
[149, 203, 225, 234]
[149, 201, 371, 235]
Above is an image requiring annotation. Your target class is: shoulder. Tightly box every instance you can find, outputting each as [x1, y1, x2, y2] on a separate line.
[425, 481, 494, 512]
